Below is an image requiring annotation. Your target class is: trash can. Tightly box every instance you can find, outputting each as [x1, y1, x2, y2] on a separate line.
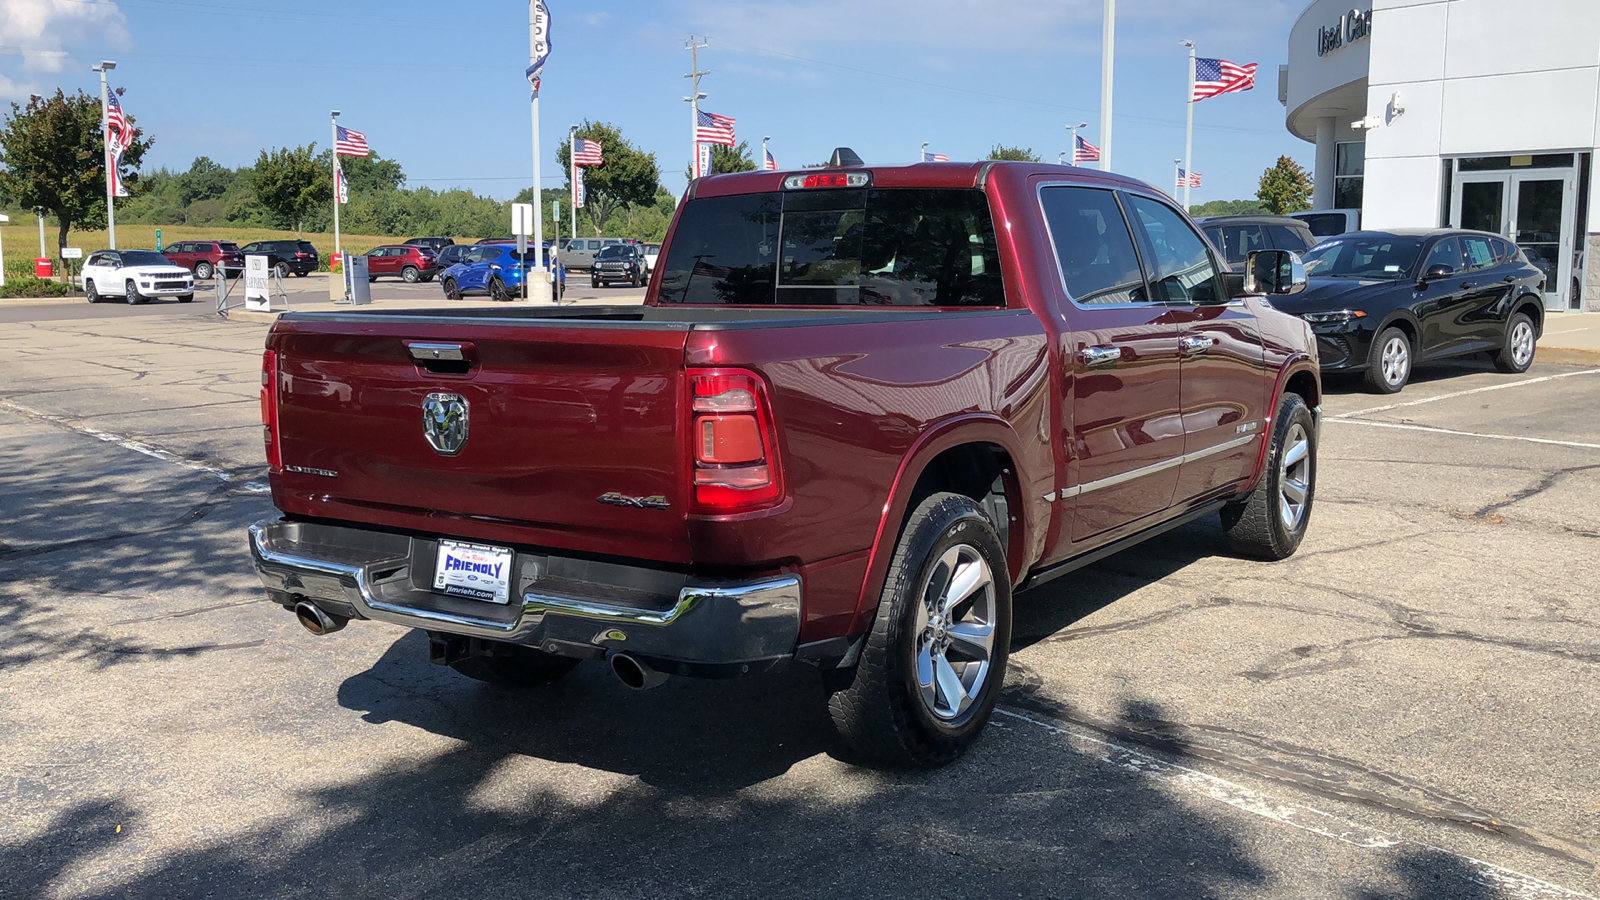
[34, 257, 53, 278]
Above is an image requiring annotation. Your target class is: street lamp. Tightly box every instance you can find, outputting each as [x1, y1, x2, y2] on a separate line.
[91, 60, 117, 248]
[568, 123, 579, 247]
[1181, 39, 1196, 209]
[1065, 121, 1088, 165]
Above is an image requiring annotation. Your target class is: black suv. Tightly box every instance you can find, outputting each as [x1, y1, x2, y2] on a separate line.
[404, 237, 454, 252]
[433, 244, 472, 270]
[238, 240, 320, 277]
[591, 243, 646, 288]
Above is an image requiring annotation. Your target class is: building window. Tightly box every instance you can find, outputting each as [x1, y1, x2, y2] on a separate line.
[1335, 141, 1364, 209]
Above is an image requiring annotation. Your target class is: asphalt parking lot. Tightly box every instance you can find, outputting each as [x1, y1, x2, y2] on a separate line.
[1, 308, 1596, 898]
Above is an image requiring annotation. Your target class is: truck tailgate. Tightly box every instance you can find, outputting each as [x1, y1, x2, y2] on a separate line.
[267, 317, 692, 564]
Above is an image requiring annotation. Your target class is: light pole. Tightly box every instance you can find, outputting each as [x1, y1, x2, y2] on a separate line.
[921, 141, 929, 162]
[1174, 158, 1183, 199]
[1057, 151, 1066, 165]
[685, 35, 708, 179]
[568, 123, 579, 246]
[762, 135, 770, 169]
[1100, 0, 1114, 171]
[91, 60, 116, 249]
[1181, 39, 1196, 210]
[1065, 121, 1088, 166]
[528, 0, 549, 301]
[330, 109, 343, 298]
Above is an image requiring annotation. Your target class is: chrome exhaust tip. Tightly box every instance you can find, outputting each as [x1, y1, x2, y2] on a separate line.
[608, 651, 668, 691]
[294, 601, 347, 636]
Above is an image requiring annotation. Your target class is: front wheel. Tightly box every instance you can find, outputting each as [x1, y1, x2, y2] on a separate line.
[1493, 311, 1537, 374]
[1364, 326, 1412, 394]
[85, 280, 100, 303]
[125, 279, 144, 305]
[194, 261, 213, 280]
[442, 277, 462, 300]
[827, 492, 1010, 767]
[1221, 392, 1316, 560]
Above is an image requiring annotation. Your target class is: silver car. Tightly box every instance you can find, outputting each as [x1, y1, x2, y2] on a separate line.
[557, 237, 626, 271]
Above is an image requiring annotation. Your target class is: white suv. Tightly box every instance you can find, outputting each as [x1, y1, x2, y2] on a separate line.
[82, 250, 197, 304]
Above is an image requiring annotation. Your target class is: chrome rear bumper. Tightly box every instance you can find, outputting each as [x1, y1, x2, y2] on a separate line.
[249, 518, 802, 673]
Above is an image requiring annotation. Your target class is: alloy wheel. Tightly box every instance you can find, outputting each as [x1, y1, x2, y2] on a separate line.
[912, 545, 997, 722]
[1278, 422, 1311, 532]
[1510, 320, 1535, 368]
[1380, 335, 1410, 388]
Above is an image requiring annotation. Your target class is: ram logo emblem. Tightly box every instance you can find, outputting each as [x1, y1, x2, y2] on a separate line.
[597, 492, 670, 510]
[422, 392, 469, 455]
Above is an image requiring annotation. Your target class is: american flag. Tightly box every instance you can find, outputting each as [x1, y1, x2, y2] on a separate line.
[921, 150, 949, 162]
[105, 92, 130, 197]
[695, 110, 736, 146]
[1177, 168, 1202, 188]
[763, 146, 778, 171]
[106, 92, 128, 139]
[1192, 57, 1257, 102]
[335, 125, 370, 157]
[572, 137, 603, 166]
[1073, 135, 1100, 165]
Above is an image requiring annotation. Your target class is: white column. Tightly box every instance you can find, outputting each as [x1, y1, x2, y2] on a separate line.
[1313, 116, 1337, 210]
[1099, 0, 1114, 171]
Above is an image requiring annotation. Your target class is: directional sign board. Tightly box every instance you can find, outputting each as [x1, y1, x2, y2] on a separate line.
[511, 202, 535, 237]
[244, 255, 270, 311]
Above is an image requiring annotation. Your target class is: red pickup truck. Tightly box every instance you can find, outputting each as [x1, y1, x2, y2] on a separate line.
[250, 153, 1321, 766]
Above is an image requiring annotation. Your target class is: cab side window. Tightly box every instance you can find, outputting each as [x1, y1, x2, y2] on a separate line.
[1125, 195, 1221, 305]
[1423, 238, 1463, 274]
[1038, 186, 1149, 306]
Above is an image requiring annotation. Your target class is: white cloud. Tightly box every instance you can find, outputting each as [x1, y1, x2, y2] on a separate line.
[0, 0, 129, 74]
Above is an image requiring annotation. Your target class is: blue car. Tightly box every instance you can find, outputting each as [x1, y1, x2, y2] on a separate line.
[440, 244, 565, 302]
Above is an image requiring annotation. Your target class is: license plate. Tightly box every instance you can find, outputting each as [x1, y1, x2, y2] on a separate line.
[432, 540, 514, 604]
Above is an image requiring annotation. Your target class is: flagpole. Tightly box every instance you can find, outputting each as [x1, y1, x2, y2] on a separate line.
[529, 0, 549, 302]
[686, 36, 708, 179]
[93, 61, 116, 249]
[921, 141, 928, 163]
[569, 124, 578, 243]
[1182, 40, 1196, 211]
[1174, 158, 1183, 200]
[331, 110, 344, 299]
[762, 135, 768, 169]
[1100, 0, 1114, 172]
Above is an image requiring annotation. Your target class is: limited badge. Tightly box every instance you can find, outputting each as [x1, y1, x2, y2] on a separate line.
[422, 392, 469, 455]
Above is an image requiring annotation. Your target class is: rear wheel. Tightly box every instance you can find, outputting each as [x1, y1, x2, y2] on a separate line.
[443, 277, 462, 300]
[272, 261, 289, 279]
[402, 265, 420, 283]
[1493, 311, 1537, 374]
[488, 277, 508, 302]
[125, 279, 144, 305]
[194, 261, 213, 280]
[1222, 392, 1316, 560]
[447, 642, 579, 687]
[1363, 326, 1411, 394]
[827, 492, 1010, 767]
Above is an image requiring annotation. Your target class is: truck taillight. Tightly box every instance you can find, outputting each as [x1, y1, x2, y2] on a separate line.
[688, 369, 782, 511]
[261, 349, 281, 469]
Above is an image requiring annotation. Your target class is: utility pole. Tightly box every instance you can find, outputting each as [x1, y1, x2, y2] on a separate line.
[684, 36, 709, 179]
[1100, 0, 1114, 172]
[331, 109, 344, 300]
[1065, 121, 1087, 166]
[1181, 40, 1196, 210]
[91, 60, 117, 249]
[528, 0, 550, 302]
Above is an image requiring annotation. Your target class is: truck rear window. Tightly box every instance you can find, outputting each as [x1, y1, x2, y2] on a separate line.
[657, 188, 1005, 306]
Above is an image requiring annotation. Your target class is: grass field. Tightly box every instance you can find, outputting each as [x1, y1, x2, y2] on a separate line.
[0, 222, 462, 278]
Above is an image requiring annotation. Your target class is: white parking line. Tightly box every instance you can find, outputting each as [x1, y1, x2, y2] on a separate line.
[0, 398, 268, 489]
[1325, 418, 1600, 450]
[1333, 370, 1600, 419]
[995, 708, 1595, 900]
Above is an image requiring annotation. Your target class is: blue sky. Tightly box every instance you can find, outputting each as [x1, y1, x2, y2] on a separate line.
[1, 0, 1311, 203]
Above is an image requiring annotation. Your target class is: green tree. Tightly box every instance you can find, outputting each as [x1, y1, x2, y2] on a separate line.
[987, 144, 1041, 162]
[251, 143, 330, 236]
[0, 89, 152, 254]
[1256, 156, 1314, 215]
[175, 156, 232, 205]
[557, 121, 659, 236]
[323, 150, 405, 193]
[1188, 198, 1268, 217]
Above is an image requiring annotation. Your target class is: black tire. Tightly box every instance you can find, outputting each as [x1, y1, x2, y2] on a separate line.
[1363, 326, 1412, 394]
[125, 279, 143, 305]
[631, 272, 641, 288]
[488, 277, 508, 302]
[447, 643, 580, 687]
[402, 265, 420, 283]
[421, 275, 434, 283]
[177, 294, 193, 303]
[85, 280, 99, 303]
[827, 492, 1011, 767]
[1221, 392, 1316, 560]
[194, 261, 213, 280]
[443, 277, 462, 301]
[1493, 310, 1537, 374]
[273, 262, 289, 279]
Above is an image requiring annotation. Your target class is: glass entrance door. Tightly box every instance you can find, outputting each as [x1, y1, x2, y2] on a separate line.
[1510, 173, 1575, 312]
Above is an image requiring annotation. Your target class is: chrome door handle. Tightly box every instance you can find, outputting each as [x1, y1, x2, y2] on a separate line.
[1079, 345, 1121, 368]
[1180, 336, 1216, 356]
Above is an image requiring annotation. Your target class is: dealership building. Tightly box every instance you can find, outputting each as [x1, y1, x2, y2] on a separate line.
[1283, 0, 1599, 312]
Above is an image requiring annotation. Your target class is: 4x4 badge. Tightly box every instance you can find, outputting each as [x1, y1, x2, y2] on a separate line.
[422, 392, 469, 455]
[597, 492, 670, 510]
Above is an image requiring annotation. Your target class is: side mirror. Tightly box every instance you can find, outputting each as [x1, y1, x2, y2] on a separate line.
[1421, 263, 1454, 282]
[1244, 249, 1307, 296]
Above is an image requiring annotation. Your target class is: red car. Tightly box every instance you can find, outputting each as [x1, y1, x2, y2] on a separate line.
[249, 152, 1321, 767]
[363, 245, 438, 283]
[162, 240, 244, 279]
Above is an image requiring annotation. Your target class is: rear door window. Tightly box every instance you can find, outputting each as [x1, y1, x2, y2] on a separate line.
[1297, 213, 1348, 237]
[657, 188, 1004, 306]
[1463, 237, 1496, 270]
[1267, 224, 1315, 253]
[1125, 194, 1222, 305]
[1040, 186, 1149, 305]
